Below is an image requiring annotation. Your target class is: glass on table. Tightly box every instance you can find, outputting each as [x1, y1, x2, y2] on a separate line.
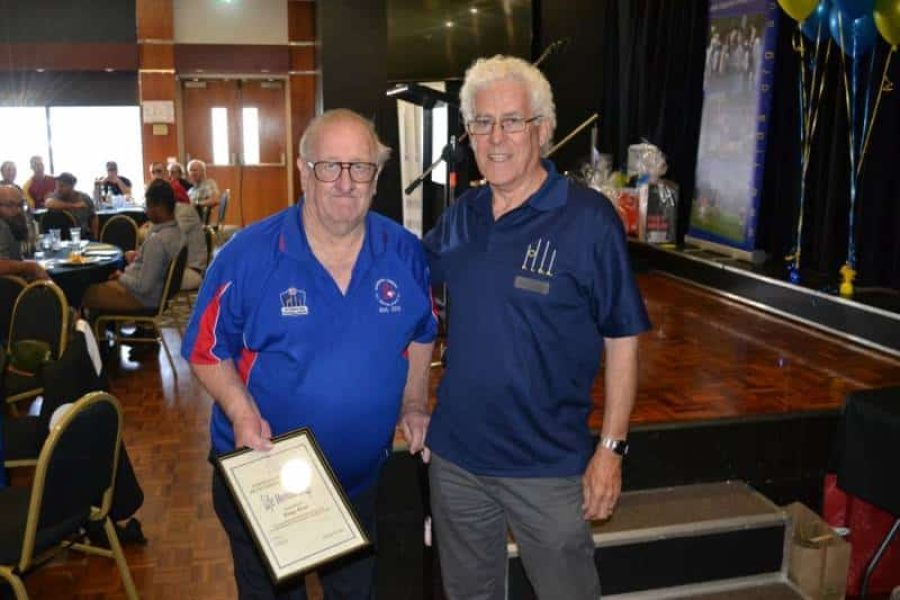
[49, 229, 62, 250]
[69, 228, 81, 245]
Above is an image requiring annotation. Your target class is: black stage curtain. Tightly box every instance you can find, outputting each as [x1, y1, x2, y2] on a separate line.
[583, 2, 898, 289]
[588, 0, 709, 245]
[759, 22, 900, 289]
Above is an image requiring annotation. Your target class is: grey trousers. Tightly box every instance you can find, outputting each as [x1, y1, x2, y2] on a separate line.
[429, 453, 601, 600]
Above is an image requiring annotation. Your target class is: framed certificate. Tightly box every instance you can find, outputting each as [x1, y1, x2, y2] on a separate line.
[215, 427, 370, 584]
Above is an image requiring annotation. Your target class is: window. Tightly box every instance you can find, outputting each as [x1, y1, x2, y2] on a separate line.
[0, 107, 51, 187]
[49, 106, 143, 198]
[211, 107, 230, 165]
[242, 107, 260, 165]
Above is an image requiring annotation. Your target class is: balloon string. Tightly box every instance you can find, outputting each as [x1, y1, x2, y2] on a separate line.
[837, 11, 858, 269]
[804, 38, 832, 169]
[792, 27, 810, 267]
[857, 46, 895, 177]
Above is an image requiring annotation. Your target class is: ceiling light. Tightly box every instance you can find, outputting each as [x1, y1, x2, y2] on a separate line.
[445, 21, 454, 28]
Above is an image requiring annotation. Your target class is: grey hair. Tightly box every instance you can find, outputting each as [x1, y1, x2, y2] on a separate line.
[459, 55, 556, 152]
[299, 109, 391, 168]
[186, 159, 207, 176]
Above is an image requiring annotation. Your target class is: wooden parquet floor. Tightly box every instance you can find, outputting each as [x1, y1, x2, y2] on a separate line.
[11, 273, 900, 599]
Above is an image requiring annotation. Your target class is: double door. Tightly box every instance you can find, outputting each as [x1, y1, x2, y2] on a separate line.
[181, 78, 291, 226]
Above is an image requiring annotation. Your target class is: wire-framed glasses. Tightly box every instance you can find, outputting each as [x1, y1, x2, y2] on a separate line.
[466, 115, 542, 136]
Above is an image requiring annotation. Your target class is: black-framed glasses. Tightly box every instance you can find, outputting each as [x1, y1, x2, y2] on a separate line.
[306, 161, 378, 183]
[466, 115, 542, 136]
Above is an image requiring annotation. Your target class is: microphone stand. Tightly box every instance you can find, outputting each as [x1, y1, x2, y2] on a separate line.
[403, 39, 570, 197]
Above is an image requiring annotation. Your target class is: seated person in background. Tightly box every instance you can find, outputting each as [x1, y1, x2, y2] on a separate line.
[0, 186, 47, 279]
[167, 161, 193, 192]
[82, 180, 184, 313]
[149, 162, 190, 204]
[1, 161, 22, 191]
[45, 172, 98, 240]
[148, 162, 205, 290]
[23, 156, 56, 210]
[187, 159, 220, 210]
[0, 257, 47, 280]
[95, 161, 132, 197]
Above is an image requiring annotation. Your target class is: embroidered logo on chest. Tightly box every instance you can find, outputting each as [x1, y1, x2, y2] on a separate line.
[280, 287, 309, 316]
[375, 278, 402, 313]
[521, 238, 557, 277]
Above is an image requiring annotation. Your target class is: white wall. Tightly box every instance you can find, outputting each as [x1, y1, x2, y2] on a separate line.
[173, 0, 288, 45]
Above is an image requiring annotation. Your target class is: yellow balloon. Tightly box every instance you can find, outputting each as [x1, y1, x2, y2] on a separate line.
[874, 0, 900, 46]
[778, 0, 819, 21]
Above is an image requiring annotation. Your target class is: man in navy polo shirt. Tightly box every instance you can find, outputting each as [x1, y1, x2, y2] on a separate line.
[423, 56, 651, 599]
[182, 109, 437, 599]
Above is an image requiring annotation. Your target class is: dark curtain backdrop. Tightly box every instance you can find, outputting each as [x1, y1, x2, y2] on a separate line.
[759, 22, 900, 289]
[543, 1, 899, 289]
[541, 0, 708, 247]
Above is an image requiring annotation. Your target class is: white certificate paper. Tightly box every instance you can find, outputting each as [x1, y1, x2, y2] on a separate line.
[216, 428, 370, 584]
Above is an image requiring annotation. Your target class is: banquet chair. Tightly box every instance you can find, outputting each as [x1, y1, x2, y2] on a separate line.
[4, 281, 70, 406]
[172, 225, 215, 318]
[99, 214, 139, 253]
[3, 330, 100, 468]
[39, 210, 78, 239]
[0, 392, 138, 599]
[94, 245, 187, 379]
[0, 275, 27, 347]
[213, 189, 231, 243]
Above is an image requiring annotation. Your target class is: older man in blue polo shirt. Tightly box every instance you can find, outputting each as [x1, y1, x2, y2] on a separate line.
[182, 109, 437, 599]
[423, 56, 651, 600]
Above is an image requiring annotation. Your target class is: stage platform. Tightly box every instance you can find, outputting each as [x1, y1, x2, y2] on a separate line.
[630, 241, 900, 357]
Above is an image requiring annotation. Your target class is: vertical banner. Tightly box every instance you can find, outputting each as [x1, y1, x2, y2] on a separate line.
[688, 0, 779, 260]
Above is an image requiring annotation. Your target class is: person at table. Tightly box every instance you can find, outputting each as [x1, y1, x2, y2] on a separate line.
[23, 156, 56, 210]
[0, 186, 46, 279]
[167, 161, 193, 192]
[146, 161, 205, 290]
[82, 180, 184, 313]
[181, 108, 437, 599]
[95, 161, 132, 198]
[187, 159, 220, 210]
[45, 172, 98, 240]
[0, 161, 22, 192]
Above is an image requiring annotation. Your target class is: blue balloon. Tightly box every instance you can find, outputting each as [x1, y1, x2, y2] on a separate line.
[802, 0, 832, 41]
[833, 0, 874, 19]
[829, 7, 879, 57]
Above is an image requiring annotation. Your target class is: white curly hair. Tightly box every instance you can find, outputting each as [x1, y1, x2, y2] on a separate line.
[459, 55, 556, 153]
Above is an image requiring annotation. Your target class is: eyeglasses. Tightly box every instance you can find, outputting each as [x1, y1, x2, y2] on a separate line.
[466, 115, 542, 136]
[306, 161, 378, 183]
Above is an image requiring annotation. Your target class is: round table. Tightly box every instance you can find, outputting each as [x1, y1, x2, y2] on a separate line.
[35, 242, 124, 307]
[33, 207, 148, 230]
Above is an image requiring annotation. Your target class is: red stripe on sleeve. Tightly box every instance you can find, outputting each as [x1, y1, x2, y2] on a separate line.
[236, 347, 259, 385]
[188, 282, 232, 365]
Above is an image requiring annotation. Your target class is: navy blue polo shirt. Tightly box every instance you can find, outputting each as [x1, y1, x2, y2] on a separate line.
[182, 202, 437, 497]
[423, 160, 650, 477]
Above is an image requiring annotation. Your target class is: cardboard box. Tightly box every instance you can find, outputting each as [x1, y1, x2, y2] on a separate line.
[786, 502, 851, 600]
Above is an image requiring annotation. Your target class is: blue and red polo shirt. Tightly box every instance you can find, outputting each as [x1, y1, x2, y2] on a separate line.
[423, 160, 651, 478]
[182, 202, 437, 497]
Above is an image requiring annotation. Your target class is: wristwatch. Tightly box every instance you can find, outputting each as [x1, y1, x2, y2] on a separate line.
[599, 436, 629, 457]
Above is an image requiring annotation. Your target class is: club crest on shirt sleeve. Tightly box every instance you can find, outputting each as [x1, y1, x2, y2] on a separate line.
[375, 278, 401, 313]
[280, 287, 309, 316]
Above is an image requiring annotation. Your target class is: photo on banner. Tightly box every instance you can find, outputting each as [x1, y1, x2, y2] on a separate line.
[688, 0, 780, 259]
